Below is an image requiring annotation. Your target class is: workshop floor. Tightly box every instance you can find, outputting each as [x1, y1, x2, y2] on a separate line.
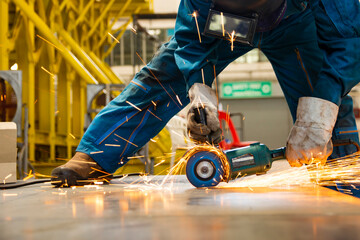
[2, 161, 360, 240]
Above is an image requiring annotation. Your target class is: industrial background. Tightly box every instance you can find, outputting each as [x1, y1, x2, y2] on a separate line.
[1, 0, 360, 239]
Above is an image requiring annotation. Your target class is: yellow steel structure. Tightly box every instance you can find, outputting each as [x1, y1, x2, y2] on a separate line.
[0, 0, 153, 170]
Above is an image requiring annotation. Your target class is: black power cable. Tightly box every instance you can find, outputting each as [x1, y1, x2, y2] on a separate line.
[0, 173, 143, 190]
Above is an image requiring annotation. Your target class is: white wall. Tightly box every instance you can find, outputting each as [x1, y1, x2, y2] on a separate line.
[154, 0, 180, 13]
[220, 98, 293, 149]
[218, 62, 292, 149]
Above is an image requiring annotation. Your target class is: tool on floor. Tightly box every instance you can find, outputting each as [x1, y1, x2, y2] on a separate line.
[185, 142, 285, 188]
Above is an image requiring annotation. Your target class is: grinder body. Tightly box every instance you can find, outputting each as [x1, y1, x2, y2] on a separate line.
[226, 142, 285, 178]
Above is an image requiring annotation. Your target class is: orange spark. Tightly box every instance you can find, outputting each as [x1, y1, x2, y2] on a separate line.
[131, 27, 137, 34]
[68, 133, 76, 139]
[23, 174, 34, 181]
[229, 31, 235, 51]
[175, 95, 183, 106]
[3, 193, 18, 197]
[147, 109, 162, 121]
[222, 153, 360, 192]
[90, 167, 111, 176]
[221, 12, 225, 36]
[108, 32, 120, 43]
[201, 68, 205, 85]
[4, 174, 12, 180]
[168, 85, 183, 107]
[198, 96, 205, 109]
[90, 151, 104, 154]
[105, 144, 121, 147]
[154, 160, 166, 167]
[3, 174, 12, 184]
[114, 133, 138, 147]
[127, 155, 144, 159]
[41, 66, 55, 78]
[126, 101, 141, 111]
[35, 173, 54, 178]
[192, 11, 202, 43]
[36, 35, 63, 52]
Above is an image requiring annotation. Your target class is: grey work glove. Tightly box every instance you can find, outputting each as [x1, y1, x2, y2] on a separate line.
[187, 83, 222, 144]
[286, 97, 339, 167]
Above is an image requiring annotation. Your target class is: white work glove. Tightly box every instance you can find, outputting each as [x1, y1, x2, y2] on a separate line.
[187, 83, 222, 144]
[286, 97, 339, 167]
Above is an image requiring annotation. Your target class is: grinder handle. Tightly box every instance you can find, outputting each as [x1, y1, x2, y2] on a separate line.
[194, 107, 212, 143]
[271, 147, 286, 160]
[194, 107, 207, 125]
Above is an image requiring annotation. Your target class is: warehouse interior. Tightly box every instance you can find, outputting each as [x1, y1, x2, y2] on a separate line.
[1, 0, 360, 239]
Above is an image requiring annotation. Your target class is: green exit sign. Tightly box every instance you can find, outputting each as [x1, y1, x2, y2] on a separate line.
[221, 81, 272, 99]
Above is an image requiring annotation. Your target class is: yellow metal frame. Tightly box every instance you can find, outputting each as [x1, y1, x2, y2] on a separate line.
[1, 0, 153, 169]
[0, 0, 9, 70]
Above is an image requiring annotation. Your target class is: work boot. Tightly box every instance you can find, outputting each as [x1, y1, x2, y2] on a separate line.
[51, 152, 112, 187]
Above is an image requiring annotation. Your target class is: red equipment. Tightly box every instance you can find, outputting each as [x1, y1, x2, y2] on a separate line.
[218, 110, 256, 150]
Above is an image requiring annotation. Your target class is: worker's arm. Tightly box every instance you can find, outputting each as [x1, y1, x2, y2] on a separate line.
[174, 0, 221, 90]
[174, 0, 222, 143]
[286, 0, 360, 167]
[310, 0, 360, 106]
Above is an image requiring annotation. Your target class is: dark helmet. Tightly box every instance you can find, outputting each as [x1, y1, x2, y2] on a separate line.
[212, 0, 287, 32]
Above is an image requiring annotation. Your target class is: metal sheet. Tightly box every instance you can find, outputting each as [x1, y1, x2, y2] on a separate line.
[1, 161, 360, 239]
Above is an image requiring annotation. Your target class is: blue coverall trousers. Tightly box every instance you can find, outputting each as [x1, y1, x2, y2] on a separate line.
[77, 1, 360, 173]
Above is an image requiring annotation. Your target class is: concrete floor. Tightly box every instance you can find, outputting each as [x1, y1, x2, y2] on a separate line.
[2, 161, 360, 240]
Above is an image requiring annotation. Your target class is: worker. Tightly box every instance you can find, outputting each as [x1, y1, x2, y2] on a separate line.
[51, 0, 360, 186]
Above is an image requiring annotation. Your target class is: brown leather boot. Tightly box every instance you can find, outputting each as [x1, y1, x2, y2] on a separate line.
[51, 152, 112, 187]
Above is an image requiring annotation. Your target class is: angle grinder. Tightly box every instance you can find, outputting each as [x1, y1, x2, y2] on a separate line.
[185, 142, 285, 188]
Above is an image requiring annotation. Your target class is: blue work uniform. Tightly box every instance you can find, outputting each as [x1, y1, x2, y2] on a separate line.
[77, 0, 360, 174]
